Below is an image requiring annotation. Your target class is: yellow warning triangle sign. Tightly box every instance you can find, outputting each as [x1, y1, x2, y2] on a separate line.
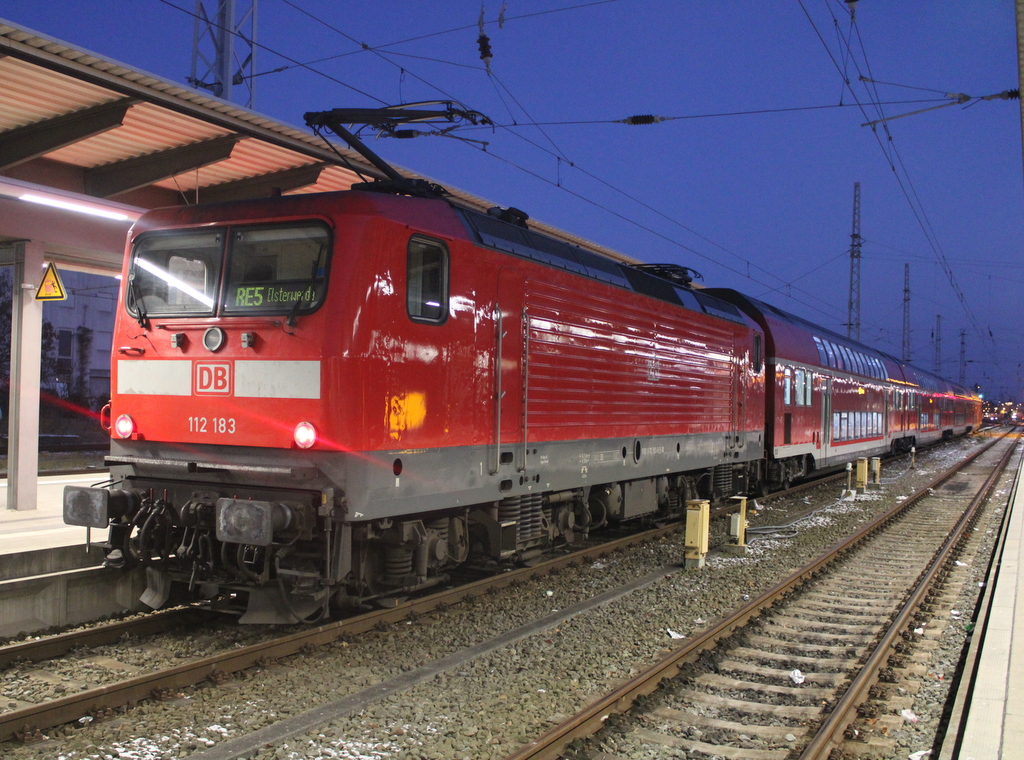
[35, 263, 67, 301]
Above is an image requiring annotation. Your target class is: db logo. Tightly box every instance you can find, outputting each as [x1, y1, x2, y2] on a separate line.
[194, 361, 232, 395]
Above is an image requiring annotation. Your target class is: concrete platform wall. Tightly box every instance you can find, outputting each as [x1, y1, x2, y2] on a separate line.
[0, 560, 147, 637]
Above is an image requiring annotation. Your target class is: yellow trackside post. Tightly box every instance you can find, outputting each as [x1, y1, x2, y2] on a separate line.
[684, 499, 710, 568]
[724, 495, 748, 556]
[855, 457, 868, 492]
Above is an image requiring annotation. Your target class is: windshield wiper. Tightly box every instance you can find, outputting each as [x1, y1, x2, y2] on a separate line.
[286, 245, 325, 328]
[127, 271, 149, 329]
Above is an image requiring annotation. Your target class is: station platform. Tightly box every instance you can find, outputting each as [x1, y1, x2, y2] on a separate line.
[0, 471, 107, 555]
[942, 448, 1024, 758]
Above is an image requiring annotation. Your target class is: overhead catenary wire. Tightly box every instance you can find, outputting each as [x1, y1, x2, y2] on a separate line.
[801, 0, 991, 351]
[246, 0, 620, 79]
[459, 98, 956, 127]
[477, 125, 854, 325]
[245, 0, 857, 325]
[155, 0, 970, 341]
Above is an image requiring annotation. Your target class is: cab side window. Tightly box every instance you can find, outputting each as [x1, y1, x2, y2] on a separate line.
[407, 237, 449, 323]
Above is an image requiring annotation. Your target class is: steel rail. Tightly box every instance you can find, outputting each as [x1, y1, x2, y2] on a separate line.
[0, 608, 200, 669]
[798, 433, 1018, 759]
[502, 432, 1008, 760]
[1, 475, 770, 673]
[0, 511, 692, 743]
[0, 433, 987, 743]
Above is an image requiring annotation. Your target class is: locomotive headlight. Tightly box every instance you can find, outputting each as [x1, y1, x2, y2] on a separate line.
[114, 414, 135, 439]
[293, 421, 317, 449]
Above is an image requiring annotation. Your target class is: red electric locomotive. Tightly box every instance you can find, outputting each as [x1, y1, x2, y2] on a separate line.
[63, 187, 767, 622]
[62, 106, 979, 622]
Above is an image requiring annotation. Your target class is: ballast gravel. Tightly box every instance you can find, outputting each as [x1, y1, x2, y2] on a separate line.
[866, 447, 1018, 760]
[0, 436, 1000, 760]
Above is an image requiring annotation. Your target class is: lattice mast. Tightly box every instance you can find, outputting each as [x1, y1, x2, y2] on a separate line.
[902, 264, 911, 362]
[959, 329, 967, 386]
[189, 0, 257, 107]
[847, 182, 862, 341]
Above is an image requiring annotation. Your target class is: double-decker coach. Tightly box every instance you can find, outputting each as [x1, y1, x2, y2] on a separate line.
[705, 289, 981, 489]
[897, 365, 981, 445]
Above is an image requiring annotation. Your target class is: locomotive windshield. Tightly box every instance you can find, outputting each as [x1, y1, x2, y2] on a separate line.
[127, 223, 330, 319]
[127, 231, 223, 318]
[222, 225, 329, 315]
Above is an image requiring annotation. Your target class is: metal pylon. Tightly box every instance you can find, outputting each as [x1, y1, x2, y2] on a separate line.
[847, 182, 862, 341]
[902, 264, 911, 362]
[959, 329, 967, 386]
[188, 0, 257, 107]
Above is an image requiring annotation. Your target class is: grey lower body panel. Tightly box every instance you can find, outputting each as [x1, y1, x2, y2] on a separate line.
[109, 430, 765, 523]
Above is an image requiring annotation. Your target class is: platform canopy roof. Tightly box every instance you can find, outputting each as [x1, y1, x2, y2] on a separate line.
[0, 18, 632, 268]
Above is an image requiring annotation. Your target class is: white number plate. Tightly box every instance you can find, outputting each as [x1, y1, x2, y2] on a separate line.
[188, 417, 236, 434]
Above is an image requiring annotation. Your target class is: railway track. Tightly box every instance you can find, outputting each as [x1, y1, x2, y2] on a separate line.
[0, 458, 847, 668]
[511, 431, 1017, 760]
[0, 434, 1001, 754]
[0, 506, 709, 744]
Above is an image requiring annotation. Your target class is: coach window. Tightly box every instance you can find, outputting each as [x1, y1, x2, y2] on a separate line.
[813, 336, 827, 365]
[824, 341, 837, 369]
[794, 368, 811, 406]
[783, 367, 792, 405]
[835, 344, 847, 371]
[407, 237, 449, 323]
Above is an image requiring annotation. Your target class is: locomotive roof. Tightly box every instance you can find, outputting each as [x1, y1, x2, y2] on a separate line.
[455, 205, 749, 326]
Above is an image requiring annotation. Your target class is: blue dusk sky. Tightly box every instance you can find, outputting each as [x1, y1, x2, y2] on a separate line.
[2, 1, 1021, 398]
